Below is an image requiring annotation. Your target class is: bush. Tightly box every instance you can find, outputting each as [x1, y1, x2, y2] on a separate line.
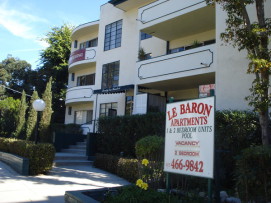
[0, 137, 55, 175]
[103, 185, 180, 203]
[135, 136, 164, 160]
[94, 153, 139, 182]
[235, 145, 271, 202]
[215, 110, 262, 190]
[97, 113, 165, 157]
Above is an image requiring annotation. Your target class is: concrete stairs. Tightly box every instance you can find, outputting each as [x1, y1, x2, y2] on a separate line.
[54, 140, 93, 166]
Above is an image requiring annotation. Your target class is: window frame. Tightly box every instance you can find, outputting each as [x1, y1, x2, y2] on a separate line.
[77, 74, 95, 86]
[99, 102, 118, 117]
[101, 61, 119, 89]
[104, 20, 123, 51]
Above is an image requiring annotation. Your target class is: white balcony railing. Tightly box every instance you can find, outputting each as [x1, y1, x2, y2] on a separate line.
[137, 44, 215, 81]
[65, 85, 95, 104]
[68, 47, 97, 67]
[138, 0, 207, 29]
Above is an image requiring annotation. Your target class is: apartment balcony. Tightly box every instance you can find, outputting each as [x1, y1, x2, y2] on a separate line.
[68, 47, 97, 71]
[72, 20, 99, 40]
[138, 0, 215, 41]
[65, 85, 95, 105]
[137, 43, 215, 87]
[109, 0, 156, 11]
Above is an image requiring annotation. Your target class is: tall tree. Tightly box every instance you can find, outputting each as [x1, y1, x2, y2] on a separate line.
[38, 24, 73, 123]
[39, 77, 53, 143]
[13, 91, 28, 138]
[0, 56, 33, 98]
[26, 91, 39, 141]
[206, 0, 271, 145]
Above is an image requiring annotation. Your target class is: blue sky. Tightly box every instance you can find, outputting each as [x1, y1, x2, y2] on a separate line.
[0, 0, 109, 69]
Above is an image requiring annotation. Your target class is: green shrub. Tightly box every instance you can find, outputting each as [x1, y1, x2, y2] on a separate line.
[103, 185, 179, 203]
[215, 110, 261, 190]
[117, 158, 139, 182]
[235, 145, 271, 202]
[0, 137, 55, 175]
[94, 153, 139, 182]
[135, 136, 164, 160]
[52, 123, 83, 134]
[97, 113, 165, 157]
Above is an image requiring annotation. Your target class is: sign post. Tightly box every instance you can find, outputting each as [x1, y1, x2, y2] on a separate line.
[164, 97, 215, 198]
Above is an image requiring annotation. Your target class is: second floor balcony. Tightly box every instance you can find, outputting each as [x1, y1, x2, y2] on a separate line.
[68, 47, 97, 71]
[65, 85, 95, 105]
[137, 43, 215, 84]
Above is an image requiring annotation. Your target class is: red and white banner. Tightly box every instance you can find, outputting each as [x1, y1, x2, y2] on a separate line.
[69, 49, 86, 64]
[164, 97, 215, 179]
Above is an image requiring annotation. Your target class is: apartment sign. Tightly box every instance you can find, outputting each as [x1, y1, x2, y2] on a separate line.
[164, 97, 214, 179]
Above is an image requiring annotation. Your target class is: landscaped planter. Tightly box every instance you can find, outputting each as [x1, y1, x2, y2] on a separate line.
[65, 187, 122, 203]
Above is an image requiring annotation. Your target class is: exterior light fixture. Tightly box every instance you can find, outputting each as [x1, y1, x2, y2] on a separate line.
[33, 99, 46, 144]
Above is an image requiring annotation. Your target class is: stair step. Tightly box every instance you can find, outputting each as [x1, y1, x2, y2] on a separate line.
[68, 145, 86, 150]
[54, 160, 93, 167]
[76, 142, 87, 146]
[61, 149, 86, 154]
[54, 153, 88, 160]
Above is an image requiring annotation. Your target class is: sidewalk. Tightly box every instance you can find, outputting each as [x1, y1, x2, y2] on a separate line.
[0, 161, 129, 203]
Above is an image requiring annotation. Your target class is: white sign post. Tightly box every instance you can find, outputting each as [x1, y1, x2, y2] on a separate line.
[164, 97, 215, 179]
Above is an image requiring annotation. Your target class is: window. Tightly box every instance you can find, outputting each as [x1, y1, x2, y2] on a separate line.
[102, 61, 119, 89]
[77, 74, 95, 86]
[125, 96, 133, 115]
[140, 32, 152, 40]
[100, 102, 118, 117]
[104, 20, 122, 51]
[68, 107, 72, 115]
[71, 73, 75, 81]
[79, 38, 98, 49]
[74, 110, 93, 124]
[74, 40, 78, 48]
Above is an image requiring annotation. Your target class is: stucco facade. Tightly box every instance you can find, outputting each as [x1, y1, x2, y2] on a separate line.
[65, 0, 271, 132]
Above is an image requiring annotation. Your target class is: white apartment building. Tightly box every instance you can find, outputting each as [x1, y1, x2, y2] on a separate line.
[65, 0, 271, 133]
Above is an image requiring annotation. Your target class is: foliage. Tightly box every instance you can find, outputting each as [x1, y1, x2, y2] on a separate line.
[0, 56, 33, 99]
[138, 47, 147, 61]
[235, 145, 271, 202]
[13, 91, 28, 139]
[103, 185, 180, 203]
[0, 97, 20, 137]
[38, 24, 73, 123]
[215, 110, 262, 190]
[39, 77, 53, 143]
[94, 153, 139, 182]
[51, 123, 83, 134]
[206, 0, 271, 145]
[26, 91, 39, 141]
[97, 113, 165, 157]
[0, 137, 55, 175]
[135, 136, 164, 160]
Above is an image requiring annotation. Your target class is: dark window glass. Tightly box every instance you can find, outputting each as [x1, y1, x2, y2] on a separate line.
[71, 73, 75, 81]
[104, 20, 122, 51]
[68, 107, 72, 115]
[125, 96, 133, 115]
[99, 102, 118, 117]
[74, 40, 78, 48]
[79, 38, 98, 49]
[102, 61, 119, 89]
[77, 74, 95, 86]
[140, 32, 152, 40]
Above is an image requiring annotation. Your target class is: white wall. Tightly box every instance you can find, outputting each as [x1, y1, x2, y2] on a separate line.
[95, 3, 139, 90]
[140, 36, 167, 58]
[215, 2, 271, 110]
[65, 102, 94, 124]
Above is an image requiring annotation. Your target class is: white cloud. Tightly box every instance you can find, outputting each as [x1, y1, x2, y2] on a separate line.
[0, 1, 48, 41]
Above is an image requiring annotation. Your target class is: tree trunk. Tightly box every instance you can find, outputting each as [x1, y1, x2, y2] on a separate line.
[259, 111, 271, 146]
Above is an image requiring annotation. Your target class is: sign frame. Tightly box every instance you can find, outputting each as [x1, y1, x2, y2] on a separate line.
[163, 97, 215, 179]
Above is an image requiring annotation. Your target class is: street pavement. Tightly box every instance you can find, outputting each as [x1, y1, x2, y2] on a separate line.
[0, 161, 129, 203]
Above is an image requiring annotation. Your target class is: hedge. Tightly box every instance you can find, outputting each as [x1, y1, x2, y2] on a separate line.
[94, 153, 138, 182]
[97, 113, 165, 157]
[0, 137, 55, 175]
